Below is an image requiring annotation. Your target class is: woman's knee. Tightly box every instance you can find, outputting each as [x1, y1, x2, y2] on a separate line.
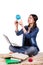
[9, 45, 15, 52]
[32, 47, 38, 56]
[25, 46, 38, 56]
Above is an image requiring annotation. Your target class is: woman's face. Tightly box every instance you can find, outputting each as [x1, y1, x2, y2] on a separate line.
[28, 15, 35, 24]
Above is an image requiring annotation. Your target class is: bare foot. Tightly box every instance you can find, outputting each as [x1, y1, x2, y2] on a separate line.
[9, 52, 14, 54]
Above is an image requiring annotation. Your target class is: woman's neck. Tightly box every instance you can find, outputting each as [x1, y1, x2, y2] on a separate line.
[29, 23, 34, 28]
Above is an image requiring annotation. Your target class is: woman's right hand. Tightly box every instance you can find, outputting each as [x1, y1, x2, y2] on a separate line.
[14, 20, 18, 32]
[14, 20, 18, 27]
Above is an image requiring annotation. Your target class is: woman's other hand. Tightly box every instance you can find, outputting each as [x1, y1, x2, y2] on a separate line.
[14, 20, 18, 27]
[18, 20, 23, 27]
[14, 20, 18, 32]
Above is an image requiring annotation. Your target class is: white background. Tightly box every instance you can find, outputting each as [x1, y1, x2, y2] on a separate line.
[0, 0, 43, 53]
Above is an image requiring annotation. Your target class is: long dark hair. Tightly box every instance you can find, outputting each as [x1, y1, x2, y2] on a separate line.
[28, 14, 38, 29]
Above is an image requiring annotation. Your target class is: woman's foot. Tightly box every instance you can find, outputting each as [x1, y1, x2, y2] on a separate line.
[9, 52, 14, 54]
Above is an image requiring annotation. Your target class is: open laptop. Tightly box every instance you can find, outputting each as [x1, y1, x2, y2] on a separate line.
[3, 34, 23, 47]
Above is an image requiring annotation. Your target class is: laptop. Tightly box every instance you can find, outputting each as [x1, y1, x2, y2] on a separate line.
[3, 34, 23, 47]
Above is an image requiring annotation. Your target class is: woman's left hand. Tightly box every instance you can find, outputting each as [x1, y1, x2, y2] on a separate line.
[18, 20, 24, 27]
[18, 20, 27, 33]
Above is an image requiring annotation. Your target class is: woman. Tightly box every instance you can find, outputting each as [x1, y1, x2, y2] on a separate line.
[9, 14, 39, 57]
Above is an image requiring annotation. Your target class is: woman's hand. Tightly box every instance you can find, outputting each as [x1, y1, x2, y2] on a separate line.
[14, 20, 18, 32]
[14, 20, 18, 27]
[18, 20, 23, 27]
[18, 20, 28, 33]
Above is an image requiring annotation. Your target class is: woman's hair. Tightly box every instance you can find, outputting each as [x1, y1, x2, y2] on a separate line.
[30, 14, 38, 22]
[29, 14, 38, 28]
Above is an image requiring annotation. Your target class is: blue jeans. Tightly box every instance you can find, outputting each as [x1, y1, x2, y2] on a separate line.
[9, 45, 38, 57]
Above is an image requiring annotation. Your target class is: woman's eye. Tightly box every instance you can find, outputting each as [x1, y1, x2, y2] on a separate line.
[29, 17, 31, 19]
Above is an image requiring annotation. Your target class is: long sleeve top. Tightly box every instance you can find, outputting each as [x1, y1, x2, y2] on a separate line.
[15, 25, 39, 51]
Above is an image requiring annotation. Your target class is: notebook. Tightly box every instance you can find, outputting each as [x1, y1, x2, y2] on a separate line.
[11, 52, 29, 60]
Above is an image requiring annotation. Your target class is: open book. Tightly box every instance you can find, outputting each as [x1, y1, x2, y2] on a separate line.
[3, 34, 23, 47]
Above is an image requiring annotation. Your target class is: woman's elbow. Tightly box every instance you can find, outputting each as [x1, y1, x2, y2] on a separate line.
[16, 33, 20, 36]
[15, 31, 20, 36]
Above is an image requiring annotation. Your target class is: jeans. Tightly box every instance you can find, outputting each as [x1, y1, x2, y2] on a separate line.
[9, 45, 38, 57]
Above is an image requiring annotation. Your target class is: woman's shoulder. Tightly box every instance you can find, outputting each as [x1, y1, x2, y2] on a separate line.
[32, 27, 39, 33]
[35, 27, 39, 31]
[30, 26, 39, 33]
